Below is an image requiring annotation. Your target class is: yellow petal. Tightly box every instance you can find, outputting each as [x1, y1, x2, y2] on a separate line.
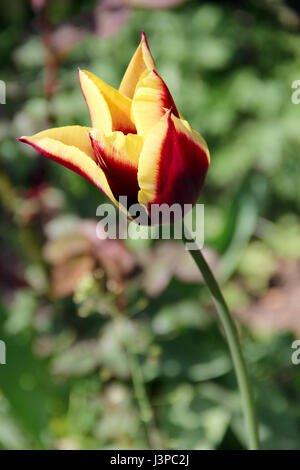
[131, 69, 179, 137]
[90, 129, 143, 167]
[119, 31, 156, 99]
[137, 110, 210, 209]
[18, 126, 116, 203]
[79, 69, 136, 134]
[89, 128, 144, 207]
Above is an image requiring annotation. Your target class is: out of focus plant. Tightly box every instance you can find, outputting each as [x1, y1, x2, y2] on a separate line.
[1, 0, 300, 451]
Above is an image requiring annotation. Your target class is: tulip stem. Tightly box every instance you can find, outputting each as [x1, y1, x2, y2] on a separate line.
[182, 224, 260, 450]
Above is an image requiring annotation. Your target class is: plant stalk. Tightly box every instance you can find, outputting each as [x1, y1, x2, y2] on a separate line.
[183, 224, 260, 450]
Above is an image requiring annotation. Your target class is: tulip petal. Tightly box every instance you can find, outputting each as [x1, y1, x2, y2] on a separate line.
[119, 31, 156, 99]
[18, 126, 117, 203]
[131, 69, 180, 137]
[137, 110, 210, 213]
[79, 69, 136, 135]
[89, 129, 144, 208]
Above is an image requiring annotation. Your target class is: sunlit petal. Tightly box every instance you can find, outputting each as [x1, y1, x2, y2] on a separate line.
[79, 69, 136, 134]
[132, 69, 179, 137]
[119, 31, 156, 99]
[19, 126, 116, 203]
[137, 110, 210, 212]
[89, 128, 144, 208]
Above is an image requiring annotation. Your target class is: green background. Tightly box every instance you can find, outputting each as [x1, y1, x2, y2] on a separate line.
[0, 0, 299, 449]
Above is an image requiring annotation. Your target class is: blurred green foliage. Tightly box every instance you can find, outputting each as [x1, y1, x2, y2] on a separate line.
[0, 0, 300, 450]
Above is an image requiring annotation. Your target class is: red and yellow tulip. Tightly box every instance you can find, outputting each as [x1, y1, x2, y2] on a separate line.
[19, 32, 210, 222]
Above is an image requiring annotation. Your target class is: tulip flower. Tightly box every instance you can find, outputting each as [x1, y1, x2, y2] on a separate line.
[19, 32, 210, 222]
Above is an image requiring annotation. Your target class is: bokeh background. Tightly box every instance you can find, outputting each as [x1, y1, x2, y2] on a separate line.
[0, 0, 300, 450]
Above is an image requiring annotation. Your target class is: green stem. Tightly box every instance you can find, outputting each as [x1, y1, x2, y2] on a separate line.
[183, 224, 260, 450]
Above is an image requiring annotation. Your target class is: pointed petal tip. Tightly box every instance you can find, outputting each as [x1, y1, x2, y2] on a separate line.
[141, 31, 150, 48]
[78, 68, 83, 85]
[78, 68, 90, 81]
[18, 136, 31, 144]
